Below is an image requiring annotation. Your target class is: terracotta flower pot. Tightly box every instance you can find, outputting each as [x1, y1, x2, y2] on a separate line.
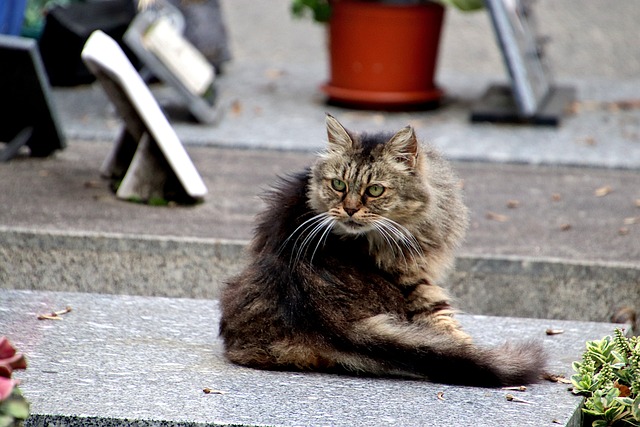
[322, 0, 445, 109]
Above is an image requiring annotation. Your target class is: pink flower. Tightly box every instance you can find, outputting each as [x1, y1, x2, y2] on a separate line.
[0, 377, 18, 401]
[0, 337, 27, 379]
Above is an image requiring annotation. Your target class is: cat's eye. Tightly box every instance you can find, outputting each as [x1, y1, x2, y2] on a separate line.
[331, 179, 346, 192]
[366, 184, 385, 197]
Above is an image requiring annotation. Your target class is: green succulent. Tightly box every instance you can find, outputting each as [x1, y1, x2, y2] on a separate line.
[0, 388, 30, 427]
[571, 329, 640, 427]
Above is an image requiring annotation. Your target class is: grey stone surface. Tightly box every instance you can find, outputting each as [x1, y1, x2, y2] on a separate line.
[1, 142, 638, 325]
[1, 289, 623, 427]
[0, 227, 245, 298]
[2, 141, 639, 266]
[52, 71, 640, 169]
[2, 226, 638, 326]
[49, 0, 640, 168]
[450, 256, 640, 323]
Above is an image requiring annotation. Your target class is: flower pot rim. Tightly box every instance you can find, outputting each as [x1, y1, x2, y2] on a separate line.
[321, 83, 443, 108]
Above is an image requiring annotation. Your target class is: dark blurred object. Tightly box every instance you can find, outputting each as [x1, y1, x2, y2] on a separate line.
[38, 0, 137, 86]
[165, 0, 231, 72]
[0, 34, 66, 160]
[611, 306, 638, 336]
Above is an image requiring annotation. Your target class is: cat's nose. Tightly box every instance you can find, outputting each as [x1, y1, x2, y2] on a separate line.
[344, 207, 359, 217]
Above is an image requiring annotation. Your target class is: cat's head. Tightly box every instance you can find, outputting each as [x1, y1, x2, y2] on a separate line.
[308, 115, 431, 237]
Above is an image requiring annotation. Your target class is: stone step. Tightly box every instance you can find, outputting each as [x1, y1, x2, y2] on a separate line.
[2, 227, 638, 324]
[2, 289, 621, 427]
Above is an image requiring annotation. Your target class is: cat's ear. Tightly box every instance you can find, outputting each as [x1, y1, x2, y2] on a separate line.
[386, 125, 419, 168]
[326, 114, 354, 153]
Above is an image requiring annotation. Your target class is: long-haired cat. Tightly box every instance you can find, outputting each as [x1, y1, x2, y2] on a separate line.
[219, 115, 545, 386]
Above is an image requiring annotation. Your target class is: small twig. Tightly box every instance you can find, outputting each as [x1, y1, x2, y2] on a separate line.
[37, 314, 63, 320]
[505, 394, 534, 404]
[502, 385, 527, 392]
[545, 328, 564, 336]
[37, 306, 72, 320]
[203, 388, 228, 395]
[543, 372, 572, 384]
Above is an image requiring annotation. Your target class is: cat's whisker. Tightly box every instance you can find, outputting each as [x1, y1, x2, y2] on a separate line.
[370, 221, 409, 270]
[297, 216, 331, 259]
[309, 217, 336, 264]
[290, 214, 334, 266]
[376, 217, 424, 261]
[279, 213, 327, 256]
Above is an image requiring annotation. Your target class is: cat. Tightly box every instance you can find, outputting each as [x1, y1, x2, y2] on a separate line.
[219, 114, 545, 386]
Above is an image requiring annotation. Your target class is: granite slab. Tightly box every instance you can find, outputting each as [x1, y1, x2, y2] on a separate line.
[0, 289, 621, 427]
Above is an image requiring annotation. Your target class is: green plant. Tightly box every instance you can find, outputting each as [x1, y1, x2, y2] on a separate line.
[291, 0, 484, 23]
[0, 337, 29, 427]
[571, 329, 640, 427]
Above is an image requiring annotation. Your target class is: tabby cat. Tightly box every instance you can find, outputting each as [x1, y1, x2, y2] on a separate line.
[219, 115, 545, 386]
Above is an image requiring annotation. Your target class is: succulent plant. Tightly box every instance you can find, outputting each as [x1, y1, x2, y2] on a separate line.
[571, 329, 640, 427]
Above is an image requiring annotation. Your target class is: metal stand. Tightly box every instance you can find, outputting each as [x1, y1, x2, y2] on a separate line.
[472, 0, 575, 126]
[471, 84, 576, 126]
[0, 127, 33, 162]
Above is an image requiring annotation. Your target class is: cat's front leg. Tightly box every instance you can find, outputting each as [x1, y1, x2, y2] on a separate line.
[405, 283, 472, 344]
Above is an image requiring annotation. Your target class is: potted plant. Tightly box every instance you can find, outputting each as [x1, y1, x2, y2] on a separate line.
[291, 0, 483, 109]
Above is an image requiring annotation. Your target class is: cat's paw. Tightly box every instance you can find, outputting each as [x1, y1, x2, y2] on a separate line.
[413, 309, 473, 344]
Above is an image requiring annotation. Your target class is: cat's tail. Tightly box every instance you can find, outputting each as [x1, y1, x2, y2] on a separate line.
[349, 314, 546, 387]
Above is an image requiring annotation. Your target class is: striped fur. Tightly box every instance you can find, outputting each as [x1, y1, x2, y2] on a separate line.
[219, 115, 545, 386]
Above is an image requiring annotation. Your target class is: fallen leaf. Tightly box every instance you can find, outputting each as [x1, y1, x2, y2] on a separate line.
[230, 100, 242, 116]
[614, 381, 631, 397]
[264, 68, 285, 80]
[594, 186, 613, 197]
[543, 373, 572, 384]
[486, 211, 509, 222]
[612, 99, 640, 110]
[559, 223, 572, 231]
[545, 328, 565, 336]
[506, 200, 520, 209]
[623, 216, 640, 225]
[436, 391, 445, 401]
[579, 137, 597, 146]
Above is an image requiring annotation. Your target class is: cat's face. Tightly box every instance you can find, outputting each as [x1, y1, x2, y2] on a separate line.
[308, 115, 430, 237]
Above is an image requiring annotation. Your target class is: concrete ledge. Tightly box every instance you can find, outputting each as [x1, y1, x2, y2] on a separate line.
[0, 226, 245, 299]
[2, 227, 638, 324]
[2, 289, 622, 427]
[450, 255, 640, 323]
